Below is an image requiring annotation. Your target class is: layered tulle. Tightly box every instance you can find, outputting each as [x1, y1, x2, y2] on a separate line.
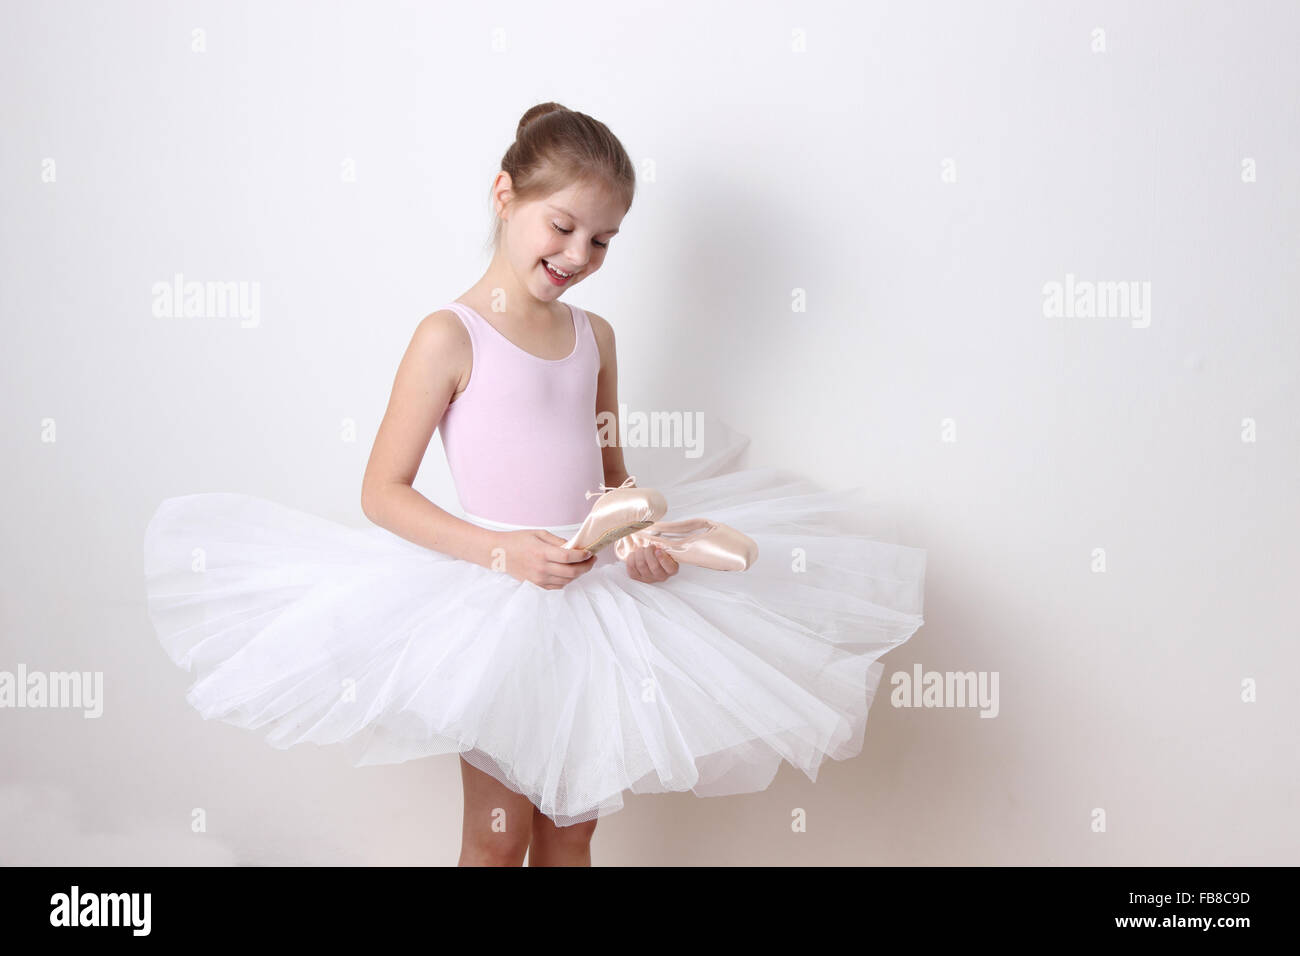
[143, 417, 926, 826]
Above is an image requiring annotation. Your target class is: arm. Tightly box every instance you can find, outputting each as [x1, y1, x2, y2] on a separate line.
[589, 310, 631, 487]
[587, 309, 678, 582]
[360, 311, 500, 569]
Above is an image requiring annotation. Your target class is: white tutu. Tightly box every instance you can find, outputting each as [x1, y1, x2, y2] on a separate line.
[142, 417, 926, 826]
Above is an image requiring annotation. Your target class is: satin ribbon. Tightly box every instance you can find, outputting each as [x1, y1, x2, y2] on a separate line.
[583, 475, 639, 499]
[563, 476, 667, 551]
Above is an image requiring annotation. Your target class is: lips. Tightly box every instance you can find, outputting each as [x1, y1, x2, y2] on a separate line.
[543, 259, 578, 282]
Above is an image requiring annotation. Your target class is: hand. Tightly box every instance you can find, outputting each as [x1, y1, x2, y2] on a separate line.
[493, 529, 595, 590]
[622, 543, 679, 583]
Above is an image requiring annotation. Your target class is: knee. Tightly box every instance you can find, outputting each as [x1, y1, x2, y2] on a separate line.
[461, 814, 532, 865]
[460, 831, 531, 866]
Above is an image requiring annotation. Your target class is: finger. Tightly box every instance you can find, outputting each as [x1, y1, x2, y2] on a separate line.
[551, 560, 587, 580]
[537, 529, 585, 552]
[546, 543, 594, 563]
[656, 549, 679, 574]
[630, 548, 654, 578]
[650, 548, 673, 580]
[559, 563, 591, 584]
[623, 552, 643, 580]
[636, 548, 667, 582]
[555, 554, 597, 581]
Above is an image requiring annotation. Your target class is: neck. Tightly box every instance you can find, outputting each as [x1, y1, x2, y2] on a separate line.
[463, 251, 558, 322]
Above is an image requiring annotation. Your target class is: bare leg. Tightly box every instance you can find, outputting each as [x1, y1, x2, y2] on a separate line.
[458, 755, 535, 866]
[528, 805, 597, 866]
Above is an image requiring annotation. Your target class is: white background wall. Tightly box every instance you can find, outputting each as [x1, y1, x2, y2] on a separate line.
[1, 0, 1296, 864]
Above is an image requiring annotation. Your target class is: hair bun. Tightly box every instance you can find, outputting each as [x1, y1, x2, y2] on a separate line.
[490, 102, 635, 255]
[517, 102, 568, 138]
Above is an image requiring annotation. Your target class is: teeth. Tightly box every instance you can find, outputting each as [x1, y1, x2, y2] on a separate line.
[544, 261, 575, 278]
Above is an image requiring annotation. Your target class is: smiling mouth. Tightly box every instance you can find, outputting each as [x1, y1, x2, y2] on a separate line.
[543, 260, 579, 280]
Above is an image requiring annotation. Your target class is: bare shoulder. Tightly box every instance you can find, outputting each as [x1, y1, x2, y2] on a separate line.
[414, 307, 471, 352]
[408, 307, 473, 368]
[583, 307, 614, 340]
[399, 308, 472, 398]
[583, 307, 617, 365]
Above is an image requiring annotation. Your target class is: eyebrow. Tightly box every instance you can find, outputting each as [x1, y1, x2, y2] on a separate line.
[548, 204, 620, 235]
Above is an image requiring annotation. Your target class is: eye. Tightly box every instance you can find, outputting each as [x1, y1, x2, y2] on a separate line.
[552, 221, 609, 249]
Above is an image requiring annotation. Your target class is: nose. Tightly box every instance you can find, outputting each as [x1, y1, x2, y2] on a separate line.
[563, 242, 588, 271]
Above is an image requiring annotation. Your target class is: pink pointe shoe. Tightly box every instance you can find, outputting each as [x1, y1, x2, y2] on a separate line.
[563, 476, 668, 554]
[613, 517, 759, 572]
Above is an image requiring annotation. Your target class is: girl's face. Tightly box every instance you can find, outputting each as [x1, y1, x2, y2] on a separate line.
[501, 179, 625, 300]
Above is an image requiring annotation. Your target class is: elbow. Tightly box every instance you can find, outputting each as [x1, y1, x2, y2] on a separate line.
[362, 477, 412, 525]
[362, 478, 410, 525]
[360, 482, 382, 524]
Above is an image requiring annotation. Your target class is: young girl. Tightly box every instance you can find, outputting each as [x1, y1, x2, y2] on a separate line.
[143, 102, 927, 867]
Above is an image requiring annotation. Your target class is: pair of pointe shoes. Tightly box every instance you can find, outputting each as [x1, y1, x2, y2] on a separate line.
[562, 476, 759, 572]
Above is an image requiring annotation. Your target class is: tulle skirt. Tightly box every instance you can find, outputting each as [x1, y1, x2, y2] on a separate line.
[142, 418, 926, 826]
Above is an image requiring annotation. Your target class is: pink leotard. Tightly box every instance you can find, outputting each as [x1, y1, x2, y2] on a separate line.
[436, 300, 604, 528]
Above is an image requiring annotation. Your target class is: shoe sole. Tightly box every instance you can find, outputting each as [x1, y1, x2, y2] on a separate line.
[583, 520, 656, 554]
